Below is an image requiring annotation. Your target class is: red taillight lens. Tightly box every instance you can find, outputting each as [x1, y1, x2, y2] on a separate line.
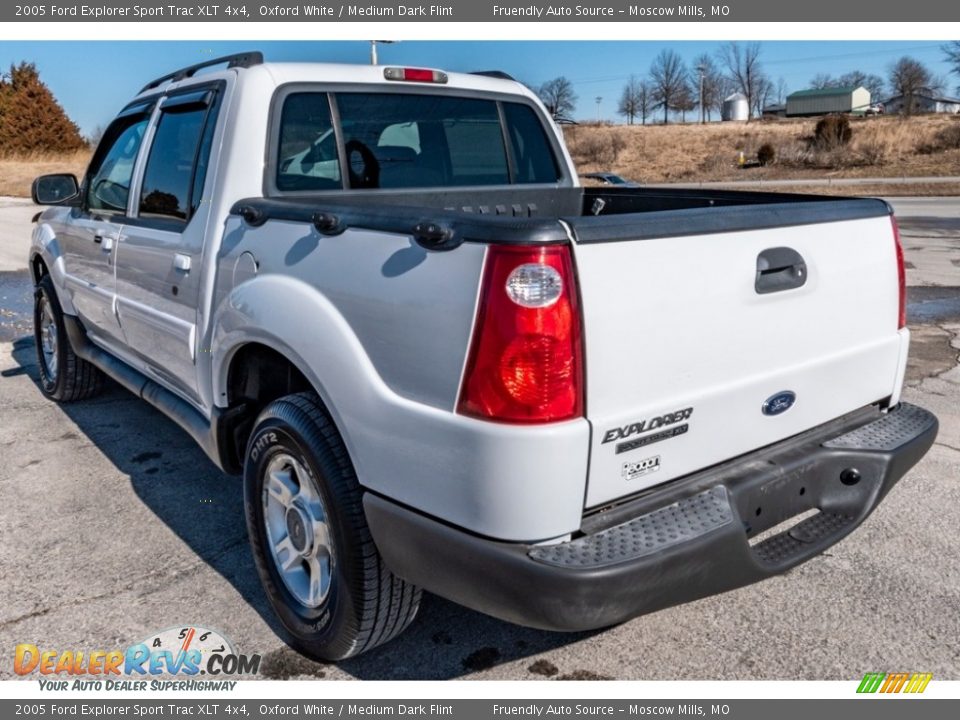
[403, 68, 435, 82]
[892, 216, 906, 330]
[383, 67, 449, 84]
[458, 245, 584, 424]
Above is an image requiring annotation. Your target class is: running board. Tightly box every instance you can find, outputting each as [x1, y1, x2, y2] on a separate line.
[62, 315, 237, 473]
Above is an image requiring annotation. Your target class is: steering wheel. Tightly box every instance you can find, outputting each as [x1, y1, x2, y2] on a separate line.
[345, 140, 380, 189]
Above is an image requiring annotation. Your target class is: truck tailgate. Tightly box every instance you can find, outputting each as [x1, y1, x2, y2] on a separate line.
[568, 210, 905, 509]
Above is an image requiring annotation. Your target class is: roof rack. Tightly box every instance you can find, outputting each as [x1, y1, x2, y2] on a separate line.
[140, 51, 264, 92]
[470, 70, 516, 81]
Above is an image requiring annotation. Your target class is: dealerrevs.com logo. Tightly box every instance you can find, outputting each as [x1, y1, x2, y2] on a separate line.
[15, 626, 260, 691]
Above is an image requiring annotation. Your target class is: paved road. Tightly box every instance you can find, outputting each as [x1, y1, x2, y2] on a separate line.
[650, 176, 960, 189]
[0, 196, 958, 681]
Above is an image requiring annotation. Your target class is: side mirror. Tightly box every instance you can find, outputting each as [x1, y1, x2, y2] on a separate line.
[32, 174, 80, 206]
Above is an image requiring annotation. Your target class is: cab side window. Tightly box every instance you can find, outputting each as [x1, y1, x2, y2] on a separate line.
[86, 112, 150, 214]
[138, 91, 217, 224]
[276, 93, 341, 191]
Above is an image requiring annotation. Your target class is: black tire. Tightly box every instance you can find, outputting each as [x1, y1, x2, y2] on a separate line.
[33, 274, 103, 402]
[243, 391, 421, 660]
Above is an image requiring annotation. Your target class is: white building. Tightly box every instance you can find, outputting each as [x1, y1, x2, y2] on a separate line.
[883, 92, 960, 115]
[721, 93, 749, 121]
[785, 86, 871, 117]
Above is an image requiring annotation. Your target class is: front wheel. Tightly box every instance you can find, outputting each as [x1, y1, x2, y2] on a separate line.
[33, 275, 103, 402]
[243, 392, 421, 660]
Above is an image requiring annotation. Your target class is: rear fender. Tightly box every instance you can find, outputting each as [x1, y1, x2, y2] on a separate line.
[210, 274, 591, 541]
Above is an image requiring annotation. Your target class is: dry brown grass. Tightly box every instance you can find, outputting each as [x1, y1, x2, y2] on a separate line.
[565, 115, 960, 184]
[0, 150, 90, 198]
[669, 183, 960, 197]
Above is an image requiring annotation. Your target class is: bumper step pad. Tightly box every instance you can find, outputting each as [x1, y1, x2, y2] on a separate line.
[823, 403, 936, 452]
[751, 511, 855, 566]
[529, 486, 732, 568]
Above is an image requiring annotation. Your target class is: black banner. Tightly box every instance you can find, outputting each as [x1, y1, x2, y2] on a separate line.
[4, 1, 960, 23]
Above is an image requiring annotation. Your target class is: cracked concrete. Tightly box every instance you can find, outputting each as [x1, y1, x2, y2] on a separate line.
[0, 197, 958, 680]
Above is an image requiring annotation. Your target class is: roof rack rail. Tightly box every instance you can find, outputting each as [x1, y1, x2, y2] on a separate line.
[140, 51, 264, 92]
[470, 70, 516, 81]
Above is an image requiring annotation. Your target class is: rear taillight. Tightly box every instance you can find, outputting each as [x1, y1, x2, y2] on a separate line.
[458, 244, 584, 424]
[892, 216, 906, 330]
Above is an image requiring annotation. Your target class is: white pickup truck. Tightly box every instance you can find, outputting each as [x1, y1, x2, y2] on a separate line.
[29, 53, 937, 660]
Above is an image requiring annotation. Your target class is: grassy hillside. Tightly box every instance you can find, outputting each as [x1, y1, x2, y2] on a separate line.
[565, 114, 960, 184]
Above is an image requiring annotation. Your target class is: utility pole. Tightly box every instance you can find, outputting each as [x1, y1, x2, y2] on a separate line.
[697, 63, 706, 124]
[595, 96, 602, 123]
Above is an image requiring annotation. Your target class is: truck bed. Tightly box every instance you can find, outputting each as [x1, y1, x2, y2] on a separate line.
[230, 187, 891, 246]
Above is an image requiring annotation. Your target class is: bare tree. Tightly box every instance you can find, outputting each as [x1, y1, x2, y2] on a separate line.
[692, 54, 724, 122]
[753, 74, 775, 117]
[776, 77, 789, 105]
[637, 79, 653, 125]
[674, 81, 696, 123]
[86, 124, 105, 149]
[649, 49, 688, 124]
[810, 73, 835, 89]
[617, 76, 642, 125]
[712, 75, 735, 119]
[717, 41, 764, 120]
[537, 77, 578, 119]
[889, 56, 934, 115]
[944, 41, 960, 93]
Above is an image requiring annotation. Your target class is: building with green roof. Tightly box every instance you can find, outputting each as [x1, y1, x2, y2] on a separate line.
[786, 86, 871, 117]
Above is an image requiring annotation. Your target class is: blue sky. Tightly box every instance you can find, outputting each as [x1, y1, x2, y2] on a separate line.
[1, 40, 956, 135]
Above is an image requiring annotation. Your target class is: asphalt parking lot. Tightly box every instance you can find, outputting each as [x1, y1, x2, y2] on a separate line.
[0, 196, 958, 681]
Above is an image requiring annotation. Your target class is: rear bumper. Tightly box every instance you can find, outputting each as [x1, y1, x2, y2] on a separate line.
[364, 402, 937, 632]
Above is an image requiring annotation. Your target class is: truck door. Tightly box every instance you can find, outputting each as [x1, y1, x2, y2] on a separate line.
[114, 88, 220, 404]
[58, 104, 152, 345]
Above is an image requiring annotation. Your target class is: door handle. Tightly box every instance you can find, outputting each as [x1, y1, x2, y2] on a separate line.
[755, 247, 807, 294]
[173, 253, 192, 272]
[95, 236, 114, 251]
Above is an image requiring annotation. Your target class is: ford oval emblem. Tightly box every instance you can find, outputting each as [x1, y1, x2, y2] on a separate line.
[762, 391, 796, 416]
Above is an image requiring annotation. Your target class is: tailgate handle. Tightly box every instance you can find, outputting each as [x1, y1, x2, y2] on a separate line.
[756, 247, 807, 294]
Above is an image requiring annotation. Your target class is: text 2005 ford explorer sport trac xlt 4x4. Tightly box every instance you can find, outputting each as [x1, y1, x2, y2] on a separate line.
[29, 53, 938, 660]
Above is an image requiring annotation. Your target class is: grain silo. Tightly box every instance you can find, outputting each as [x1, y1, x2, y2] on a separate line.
[786, 86, 871, 117]
[721, 93, 749, 121]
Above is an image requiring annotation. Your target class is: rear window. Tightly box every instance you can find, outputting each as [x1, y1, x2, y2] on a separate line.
[274, 91, 561, 191]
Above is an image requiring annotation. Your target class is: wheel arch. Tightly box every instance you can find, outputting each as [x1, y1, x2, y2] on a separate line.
[209, 275, 392, 480]
[216, 341, 321, 472]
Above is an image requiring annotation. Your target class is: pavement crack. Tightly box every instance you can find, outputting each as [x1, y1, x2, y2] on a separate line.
[0, 538, 249, 631]
[0, 605, 52, 630]
[934, 442, 960, 455]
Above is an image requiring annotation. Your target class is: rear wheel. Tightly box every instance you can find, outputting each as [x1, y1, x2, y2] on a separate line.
[243, 391, 421, 660]
[33, 275, 103, 402]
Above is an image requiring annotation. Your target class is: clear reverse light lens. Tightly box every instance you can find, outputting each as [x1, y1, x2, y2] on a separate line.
[505, 263, 563, 308]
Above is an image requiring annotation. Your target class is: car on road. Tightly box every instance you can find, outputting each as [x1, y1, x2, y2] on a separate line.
[28, 53, 937, 660]
[580, 171, 640, 186]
